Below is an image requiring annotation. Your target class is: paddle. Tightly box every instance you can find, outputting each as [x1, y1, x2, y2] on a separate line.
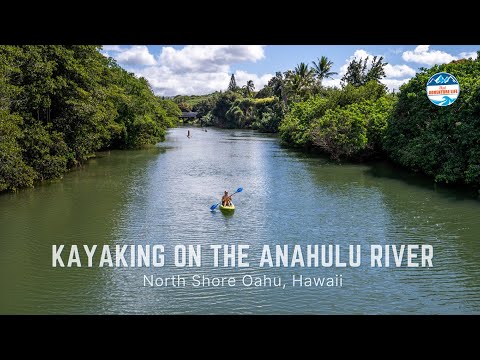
[210, 187, 243, 211]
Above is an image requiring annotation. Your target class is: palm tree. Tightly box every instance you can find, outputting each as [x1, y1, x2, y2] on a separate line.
[269, 72, 287, 104]
[294, 62, 313, 82]
[285, 73, 304, 102]
[286, 63, 313, 100]
[242, 80, 255, 97]
[312, 56, 337, 84]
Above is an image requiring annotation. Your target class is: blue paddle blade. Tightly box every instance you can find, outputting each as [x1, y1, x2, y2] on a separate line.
[236, 187, 243, 193]
[210, 203, 219, 211]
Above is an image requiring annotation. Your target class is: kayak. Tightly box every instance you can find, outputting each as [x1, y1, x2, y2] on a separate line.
[219, 203, 235, 212]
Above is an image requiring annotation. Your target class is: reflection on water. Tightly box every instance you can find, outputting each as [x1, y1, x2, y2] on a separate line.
[0, 127, 479, 314]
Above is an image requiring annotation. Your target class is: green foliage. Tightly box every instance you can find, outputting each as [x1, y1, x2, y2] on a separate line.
[210, 91, 283, 131]
[172, 93, 219, 111]
[159, 99, 182, 127]
[268, 72, 286, 102]
[176, 101, 192, 112]
[384, 56, 480, 185]
[341, 56, 387, 87]
[0, 45, 175, 192]
[255, 85, 274, 98]
[279, 80, 388, 148]
[310, 97, 395, 160]
[21, 122, 69, 180]
[242, 80, 255, 97]
[312, 56, 337, 84]
[279, 96, 329, 147]
[228, 74, 238, 92]
[0, 110, 36, 191]
[194, 94, 219, 117]
[252, 98, 285, 133]
[284, 63, 315, 102]
[210, 91, 241, 128]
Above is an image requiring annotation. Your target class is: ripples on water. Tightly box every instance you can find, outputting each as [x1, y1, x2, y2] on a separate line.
[0, 127, 479, 314]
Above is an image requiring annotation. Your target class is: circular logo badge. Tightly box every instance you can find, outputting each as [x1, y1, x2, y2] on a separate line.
[426, 72, 460, 106]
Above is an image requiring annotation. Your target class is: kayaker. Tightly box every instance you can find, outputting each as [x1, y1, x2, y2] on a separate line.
[222, 191, 232, 206]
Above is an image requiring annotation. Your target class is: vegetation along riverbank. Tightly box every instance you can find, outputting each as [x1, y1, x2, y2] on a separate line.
[0, 45, 181, 192]
[176, 52, 480, 189]
[1, 46, 479, 192]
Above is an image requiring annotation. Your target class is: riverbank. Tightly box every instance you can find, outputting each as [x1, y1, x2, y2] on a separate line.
[178, 52, 480, 189]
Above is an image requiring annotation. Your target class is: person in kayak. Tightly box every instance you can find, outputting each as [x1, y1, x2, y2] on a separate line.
[222, 191, 232, 207]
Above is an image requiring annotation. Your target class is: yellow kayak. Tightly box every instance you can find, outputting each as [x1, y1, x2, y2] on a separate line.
[219, 203, 235, 212]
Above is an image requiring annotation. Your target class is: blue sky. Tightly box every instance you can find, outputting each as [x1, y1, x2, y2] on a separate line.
[101, 45, 479, 96]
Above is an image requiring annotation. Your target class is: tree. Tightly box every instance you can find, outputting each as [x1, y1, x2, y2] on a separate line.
[0, 45, 177, 192]
[384, 56, 480, 186]
[312, 56, 337, 84]
[284, 63, 314, 101]
[177, 101, 192, 112]
[310, 97, 395, 160]
[158, 99, 182, 126]
[268, 72, 286, 103]
[242, 80, 255, 97]
[341, 56, 387, 87]
[294, 62, 313, 82]
[279, 80, 388, 149]
[255, 85, 273, 98]
[228, 74, 238, 92]
[211, 91, 239, 127]
[365, 56, 387, 83]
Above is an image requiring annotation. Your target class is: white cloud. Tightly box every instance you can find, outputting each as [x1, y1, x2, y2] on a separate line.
[381, 78, 409, 92]
[159, 45, 265, 73]
[138, 65, 230, 96]
[338, 49, 371, 76]
[402, 45, 456, 65]
[325, 49, 415, 92]
[402, 45, 478, 66]
[235, 70, 272, 90]
[384, 63, 416, 78]
[459, 51, 478, 60]
[137, 66, 272, 96]
[126, 45, 269, 96]
[114, 45, 156, 66]
[322, 78, 341, 88]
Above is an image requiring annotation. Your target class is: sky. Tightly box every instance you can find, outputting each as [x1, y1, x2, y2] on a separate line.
[101, 45, 480, 96]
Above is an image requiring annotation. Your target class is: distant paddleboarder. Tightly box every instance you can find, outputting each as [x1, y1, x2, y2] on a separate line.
[187, 130, 191, 138]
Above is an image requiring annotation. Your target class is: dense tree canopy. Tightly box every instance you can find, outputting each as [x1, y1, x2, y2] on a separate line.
[384, 53, 480, 186]
[0, 45, 180, 192]
[341, 56, 387, 87]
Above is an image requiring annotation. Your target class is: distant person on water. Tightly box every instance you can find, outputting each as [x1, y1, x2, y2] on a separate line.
[187, 130, 191, 138]
[222, 191, 232, 206]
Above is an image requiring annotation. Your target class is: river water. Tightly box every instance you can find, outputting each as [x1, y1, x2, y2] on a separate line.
[1, 127, 479, 314]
